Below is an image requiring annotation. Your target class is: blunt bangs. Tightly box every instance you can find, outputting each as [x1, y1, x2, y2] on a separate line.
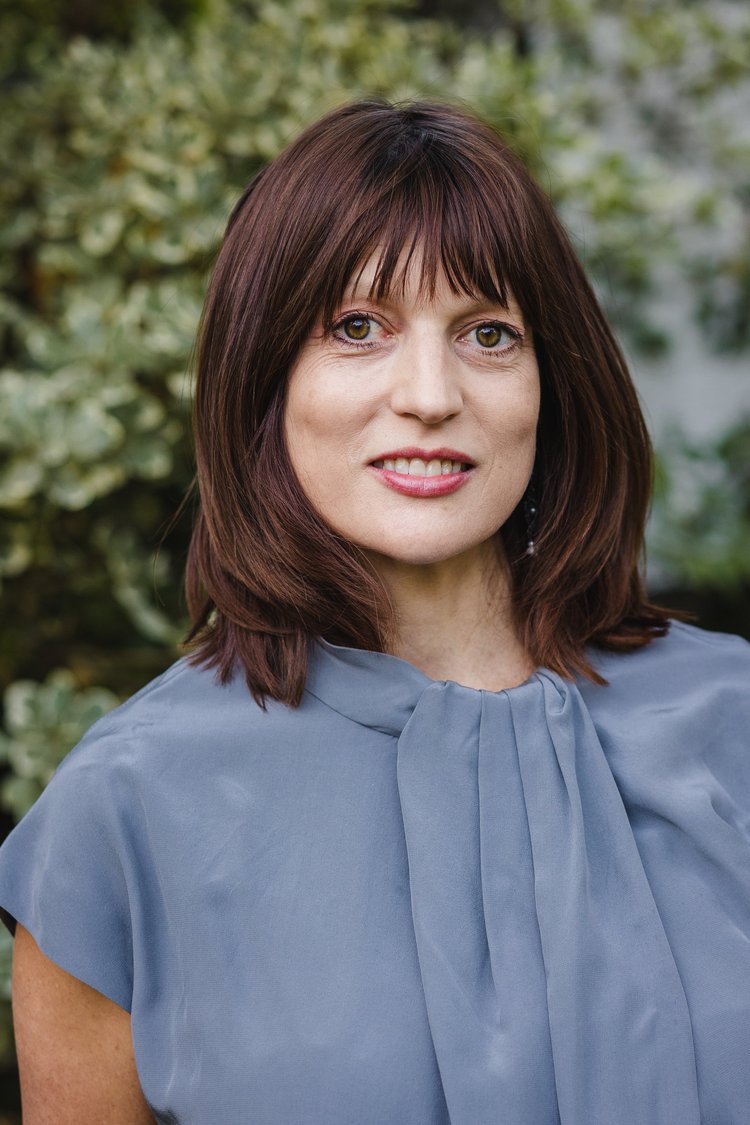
[315, 145, 513, 330]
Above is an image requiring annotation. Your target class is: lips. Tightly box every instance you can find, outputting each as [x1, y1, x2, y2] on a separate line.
[367, 448, 475, 497]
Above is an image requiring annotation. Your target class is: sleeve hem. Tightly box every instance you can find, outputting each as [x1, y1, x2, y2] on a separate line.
[0, 902, 132, 1014]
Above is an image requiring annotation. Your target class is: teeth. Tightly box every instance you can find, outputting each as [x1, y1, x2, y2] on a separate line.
[379, 457, 468, 476]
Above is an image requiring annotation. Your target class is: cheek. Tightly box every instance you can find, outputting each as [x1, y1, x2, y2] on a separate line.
[488, 383, 540, 453]
[284, 379, 365, 497]
[284, 376, 331, 458]
[283, 391, 315, 488]
[287, 399, 352, 466]
[515, 367, 542, 440]
[285, 367, 373, 462]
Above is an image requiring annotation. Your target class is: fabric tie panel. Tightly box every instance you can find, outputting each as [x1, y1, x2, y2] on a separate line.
[395, 674, 701, 1125]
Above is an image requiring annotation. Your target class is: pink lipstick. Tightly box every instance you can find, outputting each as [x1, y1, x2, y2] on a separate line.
[367, 447, 475, 498]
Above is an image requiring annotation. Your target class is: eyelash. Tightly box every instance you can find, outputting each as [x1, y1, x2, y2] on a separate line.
[329, 312, 524, 356]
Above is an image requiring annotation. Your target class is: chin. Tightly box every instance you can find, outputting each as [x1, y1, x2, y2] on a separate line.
[361, 532, 499, 569]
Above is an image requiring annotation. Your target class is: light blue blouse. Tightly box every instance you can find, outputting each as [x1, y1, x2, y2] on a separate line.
[0, 620, 749, 1123]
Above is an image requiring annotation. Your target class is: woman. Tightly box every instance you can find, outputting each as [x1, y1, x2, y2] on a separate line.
[1, 100, 748, 1124]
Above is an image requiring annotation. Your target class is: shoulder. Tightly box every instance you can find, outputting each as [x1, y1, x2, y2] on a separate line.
[59, 656, 286, 769]
[582, 620, 750, 706]
[50, 653, 350, 802]
[578, 621, 750, 787]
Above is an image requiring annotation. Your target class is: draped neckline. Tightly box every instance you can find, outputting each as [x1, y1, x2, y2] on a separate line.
[302, 633, 702, 1123]
[305, 636, 564, 736]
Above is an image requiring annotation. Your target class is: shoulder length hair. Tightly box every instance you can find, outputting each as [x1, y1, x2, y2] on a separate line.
[183, 98, 672, 706]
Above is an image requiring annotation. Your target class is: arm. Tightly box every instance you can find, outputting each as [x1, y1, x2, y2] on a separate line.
[12, 923, 154, 1124]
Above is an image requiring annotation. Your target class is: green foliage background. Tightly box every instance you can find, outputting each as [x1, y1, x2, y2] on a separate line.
[0, 0, 748, 1098]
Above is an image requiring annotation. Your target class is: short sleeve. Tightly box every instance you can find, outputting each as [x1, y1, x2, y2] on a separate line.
[0, 738, 134, 1012]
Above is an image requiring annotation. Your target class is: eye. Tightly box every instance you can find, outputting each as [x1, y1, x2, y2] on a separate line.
[331, 313, 386, 349]
[467, 322, 521, 351]
[342, 315, 371, 341]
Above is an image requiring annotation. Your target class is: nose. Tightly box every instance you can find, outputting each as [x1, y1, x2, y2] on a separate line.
[388, 332, 464, 424]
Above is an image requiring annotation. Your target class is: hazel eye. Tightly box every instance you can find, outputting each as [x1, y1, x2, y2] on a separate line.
[342, 316, 371, 341]
[330, 311, 386, 350]
[463, 321, 522, 355]
[475, 324, 504, 348]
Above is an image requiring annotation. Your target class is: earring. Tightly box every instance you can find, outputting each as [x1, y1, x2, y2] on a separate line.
[523, 482, 539, 557]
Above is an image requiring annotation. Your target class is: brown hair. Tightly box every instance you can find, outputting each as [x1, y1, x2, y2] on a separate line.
[184, 98, 672, 706]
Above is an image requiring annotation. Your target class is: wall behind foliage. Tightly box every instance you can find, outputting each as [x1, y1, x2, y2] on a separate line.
[0, 0, 748, 1089]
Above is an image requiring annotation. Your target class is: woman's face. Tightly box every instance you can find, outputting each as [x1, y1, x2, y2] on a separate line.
[283, 253, 540, 568]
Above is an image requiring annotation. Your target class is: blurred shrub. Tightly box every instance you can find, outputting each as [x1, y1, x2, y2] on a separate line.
[0, 672, 119, 818]
[0, 0, 748, 1072]
[0, 0, 210, 76]
[650, 416, 750, 591]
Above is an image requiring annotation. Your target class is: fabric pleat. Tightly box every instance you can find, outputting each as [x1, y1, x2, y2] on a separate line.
[396, 672, 702, 1125]
[397, 682, 559, 1121]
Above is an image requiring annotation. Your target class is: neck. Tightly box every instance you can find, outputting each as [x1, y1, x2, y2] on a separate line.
[367, 539, 535, 691]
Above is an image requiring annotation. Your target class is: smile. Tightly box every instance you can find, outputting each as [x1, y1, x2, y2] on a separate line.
[371, 457, 470, 476]
[367, 448, 475, 497]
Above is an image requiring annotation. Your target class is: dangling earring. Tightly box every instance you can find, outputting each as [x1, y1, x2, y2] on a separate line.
[522, 480, 539, 557]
